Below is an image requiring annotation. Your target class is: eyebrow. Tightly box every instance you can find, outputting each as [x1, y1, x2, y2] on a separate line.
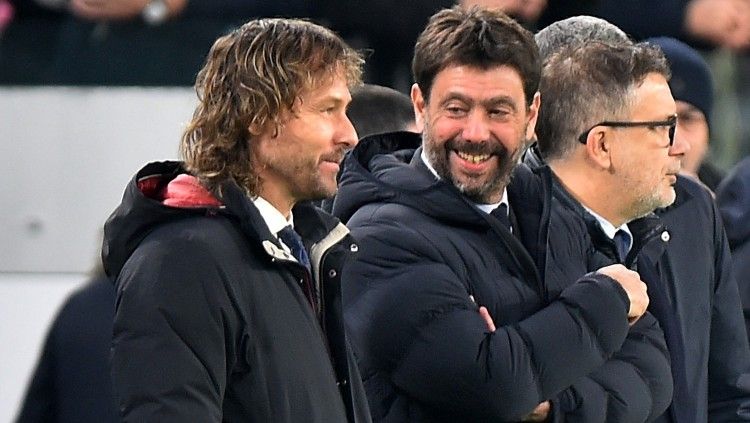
[310, 94, 351, 109]
[440, 92, 518, 112]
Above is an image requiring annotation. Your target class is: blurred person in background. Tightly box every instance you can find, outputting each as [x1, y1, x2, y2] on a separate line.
[536, 0, 750, 50]
[647, 36, 726, 190]
[15, 256, 118, 423]
[345, 84, 417, 139]
[716, 156, 750, 341]
[0, 0, 312, 85]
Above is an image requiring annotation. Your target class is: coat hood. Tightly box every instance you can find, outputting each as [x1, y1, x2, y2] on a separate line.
[101, 161, 223, 280]
[717, 157, 750, 249]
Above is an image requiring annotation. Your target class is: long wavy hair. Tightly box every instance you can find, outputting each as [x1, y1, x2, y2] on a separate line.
[181, 18, 363, 196]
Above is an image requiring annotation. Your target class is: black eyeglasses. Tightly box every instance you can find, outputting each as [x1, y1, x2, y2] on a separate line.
[577, 115, 677, 146]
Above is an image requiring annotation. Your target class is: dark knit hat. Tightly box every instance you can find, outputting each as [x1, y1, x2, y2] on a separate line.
[646, 36, 714, 120]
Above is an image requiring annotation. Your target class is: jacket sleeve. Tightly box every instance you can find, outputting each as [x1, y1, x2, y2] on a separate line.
[343, 213, 632, 421]
[111, 235, 237, 422]
[549, 312, 673, 422]
[537, 203, 673, 422]
[545, 240, 673, 421]
[706, 200, 750, 421]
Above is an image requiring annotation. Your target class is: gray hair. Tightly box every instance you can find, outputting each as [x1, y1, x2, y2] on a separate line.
[535, 16, 630, 61]
[536, 42, 670, 162]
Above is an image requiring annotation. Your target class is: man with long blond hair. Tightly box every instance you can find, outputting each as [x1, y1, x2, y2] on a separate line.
[101, 18, 369, 422]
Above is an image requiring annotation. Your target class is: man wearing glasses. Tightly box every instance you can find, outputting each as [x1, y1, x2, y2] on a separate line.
[527, 33, 750, 421]
[524, 40, 680, 422]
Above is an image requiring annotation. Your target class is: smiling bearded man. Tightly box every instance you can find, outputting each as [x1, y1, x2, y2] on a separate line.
[331, 6, 658, 423]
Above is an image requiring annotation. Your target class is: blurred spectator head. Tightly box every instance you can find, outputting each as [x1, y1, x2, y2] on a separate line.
[412, 5, 540, 106]
[646, 36, 713, 176]
[180, 18, 363, 196]
[346, 84, 416, 138]
[647, 37, 714, 121]
[535, 15, 629, 61]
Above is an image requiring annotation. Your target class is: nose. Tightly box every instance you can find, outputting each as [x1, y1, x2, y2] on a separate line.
[336, 113, 358, 148]
[461, 110, 491, 142]
[669, 124, 690, 157]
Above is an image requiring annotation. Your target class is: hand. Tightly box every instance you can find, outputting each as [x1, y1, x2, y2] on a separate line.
[69, 0, 186, 21]
[522, 400, 551, 422]
[685, 0, 750, 50]
[479, 306, 496, 332]
[596, 264, 649, 325]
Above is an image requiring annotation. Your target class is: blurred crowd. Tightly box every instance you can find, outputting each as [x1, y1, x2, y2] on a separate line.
[6, 1, 750, 422]
[2, 0, 750, 167]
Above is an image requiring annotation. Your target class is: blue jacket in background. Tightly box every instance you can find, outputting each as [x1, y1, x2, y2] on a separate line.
[15, 276, 119, 423]
[655, 172, 750, 421]
[717, 156, 750, 342]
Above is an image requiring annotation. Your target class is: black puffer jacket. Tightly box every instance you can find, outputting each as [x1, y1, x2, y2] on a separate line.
[102, 161, 370, 423]
[333, 132, 657, 422]
[528, 146, 750, 422]
[523, 148, 673, 423]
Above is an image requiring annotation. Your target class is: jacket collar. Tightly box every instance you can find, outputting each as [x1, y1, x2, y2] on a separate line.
[219, 179, 347, 269]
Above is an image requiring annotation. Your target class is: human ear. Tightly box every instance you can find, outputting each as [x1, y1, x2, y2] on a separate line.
[411, 83, 426, 133]
[525, 92, 541, 141]
[584, 127, 613, 169]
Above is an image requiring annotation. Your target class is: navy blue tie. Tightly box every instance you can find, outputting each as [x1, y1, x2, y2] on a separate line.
[613, 229, 631, 262]
[491, 204, 512, 232]
[278, 225, 311, 271]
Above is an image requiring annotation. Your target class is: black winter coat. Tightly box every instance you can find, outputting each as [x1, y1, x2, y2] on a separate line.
[102, 161, 370, 423]
[527, 147, 750, 422]
[333, 132, 651, 422]
[522, 149, 673, 423]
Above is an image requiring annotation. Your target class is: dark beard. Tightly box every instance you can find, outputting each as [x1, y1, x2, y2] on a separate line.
[424, 134, 524, 204]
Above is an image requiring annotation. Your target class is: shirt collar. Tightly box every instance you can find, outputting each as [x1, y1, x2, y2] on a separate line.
[252, 196, 293, 235]
[583, 205, 633, 250]
[420, 149, 510, 214]
[475, 190, 509, 215]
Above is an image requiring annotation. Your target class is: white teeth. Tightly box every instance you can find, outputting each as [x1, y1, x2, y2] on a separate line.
[456, 151, 490, 164]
